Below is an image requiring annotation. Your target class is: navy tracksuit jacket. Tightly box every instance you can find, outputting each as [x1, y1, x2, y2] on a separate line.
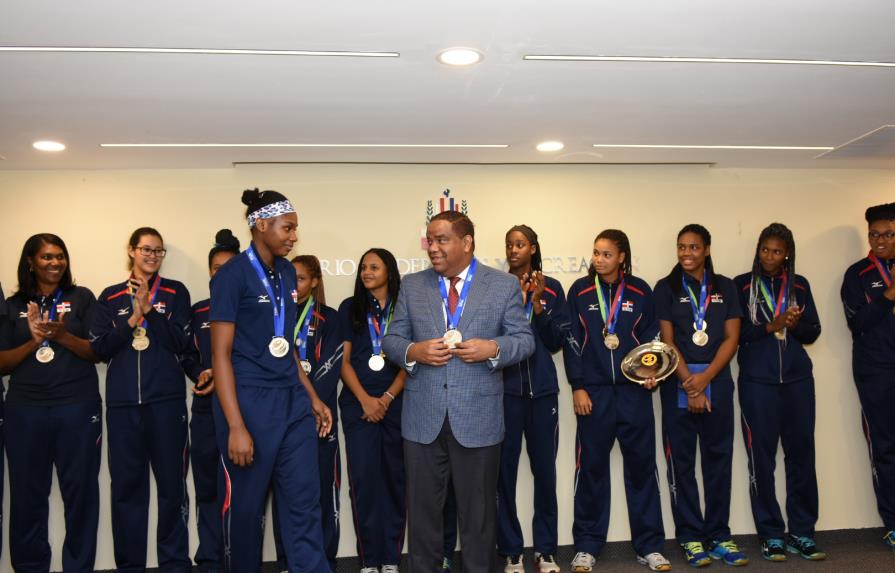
[734, 272, 821, 539]
[497, 275, 569, 556]
[91, 275, 192, 573]
[654, 272, 742, 544]
[180, 299, 222, 572]
[563, 273, 665, 557]
[841, 254, 895, 530]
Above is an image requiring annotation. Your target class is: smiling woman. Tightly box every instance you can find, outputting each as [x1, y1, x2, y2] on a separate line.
[0, 233, 102, 571]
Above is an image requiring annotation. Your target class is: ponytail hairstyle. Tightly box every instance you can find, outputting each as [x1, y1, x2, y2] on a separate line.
[127, 227, 163, 270]
[505, 224, 542, 272]
[748, 222, 796, 326]
[208, 229, 241, 268]
[241, 187, 294, 229]
[292, 254, 326, 307]
[351, 248, 401, 331]
[666, 223, 714, 297]
[588, 229, 632, 280]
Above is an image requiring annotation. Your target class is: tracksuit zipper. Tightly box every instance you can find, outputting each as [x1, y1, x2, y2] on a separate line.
[778, 335, 783, 384]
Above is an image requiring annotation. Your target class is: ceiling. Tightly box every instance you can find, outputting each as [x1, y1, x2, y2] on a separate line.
[2, 0, 895, 169]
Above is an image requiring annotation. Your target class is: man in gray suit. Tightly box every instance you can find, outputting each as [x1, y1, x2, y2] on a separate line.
[383, 211, 535, 573]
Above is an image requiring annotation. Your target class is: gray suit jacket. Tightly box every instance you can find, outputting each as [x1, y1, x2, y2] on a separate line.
[383, 261, 535, 447]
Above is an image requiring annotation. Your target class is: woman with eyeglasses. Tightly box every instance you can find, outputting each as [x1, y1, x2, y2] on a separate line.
[842, 203, 895, 552]
[0, 234, 102, 572]
[91, 227, 193, 573]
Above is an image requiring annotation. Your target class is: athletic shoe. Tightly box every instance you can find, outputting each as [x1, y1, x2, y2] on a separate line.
[883, 530, 895, 551]
[760, 538, 786, 562]
[570, 552, 596, 573]
[442, 557, 453, 572]
[679, 542, 711, 568]
[637, 552, 672, 571]
[708, 539, 749, 566]
[381, 565, 400, 573]
[885, 530, 895, 552]
[505, 555, 525, 573]
[360, 568, 378, 573]
[535, 553, 561, 573]
[785, 535, 826, 561]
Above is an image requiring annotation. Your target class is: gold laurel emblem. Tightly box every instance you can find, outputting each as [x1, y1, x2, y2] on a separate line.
[641, 353, 658, 367]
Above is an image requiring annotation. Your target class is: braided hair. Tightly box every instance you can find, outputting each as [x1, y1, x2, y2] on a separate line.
[747, 222, 795, 326]
[588, 229, 632, 279]
[505, 224, 542, 272]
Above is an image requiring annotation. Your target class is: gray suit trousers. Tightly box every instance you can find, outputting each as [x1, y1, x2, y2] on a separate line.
[404, 417, 500, 573]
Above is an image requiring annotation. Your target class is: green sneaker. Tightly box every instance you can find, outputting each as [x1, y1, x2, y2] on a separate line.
[680, 542, 712, 568]
[760, 538, 786, 562]
[708, 539, 749, 566]
[786, 534, 826, 560]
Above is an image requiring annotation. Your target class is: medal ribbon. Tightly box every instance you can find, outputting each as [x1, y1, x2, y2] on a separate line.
[439, 258, 478, 330]
[367, 301, 393, 357]
[132, 274, 162, 329]
[294, 296, 315, 361]
[246, 243, 286, 339]
[39, 289, 64, 350]
[595, 273, 625, 335]
[869, 252, 893, 288]
[683, 272, 710, 331]
[523, 290, 534, 322]
[758, 273, 788, 317]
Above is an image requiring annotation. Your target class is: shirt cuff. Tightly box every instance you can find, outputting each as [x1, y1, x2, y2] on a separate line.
[404, 343, 417, 369]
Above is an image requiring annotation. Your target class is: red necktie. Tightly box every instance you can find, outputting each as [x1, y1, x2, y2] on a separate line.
[448, 276, 461, 316]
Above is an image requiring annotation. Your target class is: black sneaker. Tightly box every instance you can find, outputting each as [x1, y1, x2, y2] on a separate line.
[760, 538, 786, 562]
[785, 534, 827, 561]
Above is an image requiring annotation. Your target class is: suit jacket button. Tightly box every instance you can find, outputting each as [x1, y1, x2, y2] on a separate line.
[443, 384, 448, 389]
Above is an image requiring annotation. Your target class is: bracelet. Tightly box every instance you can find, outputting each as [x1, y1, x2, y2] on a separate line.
[384, 391, 396, 401]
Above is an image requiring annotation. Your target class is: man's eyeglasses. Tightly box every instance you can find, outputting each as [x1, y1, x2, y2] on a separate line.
[136, 246, 167, 257]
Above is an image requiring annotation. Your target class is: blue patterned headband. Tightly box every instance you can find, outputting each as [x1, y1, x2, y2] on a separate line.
[247, 200, 296, 228]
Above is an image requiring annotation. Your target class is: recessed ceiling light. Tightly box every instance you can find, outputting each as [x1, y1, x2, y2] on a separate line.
[592, 144, 833, 151]
[0, 46, 399, 58]
[33, 140, 66, 152]
[100, 143, 508, 148]
[536, 141, 565, 152]
[524, 55, 895, 68]
[437, 48, 483, 67]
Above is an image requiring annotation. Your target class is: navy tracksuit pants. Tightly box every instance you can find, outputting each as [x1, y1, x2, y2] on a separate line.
[274, 430, 342, 572]
[342, 399, 406, 568]
[660, 376, 735, 544]
[739, 379, 818, 538]
[498, 393, 559, 556]
[107, 399, 191, 573]
[214, 385, 328, 573]
[573, 385, 664, 557]
[855, 373, 895, 530]
[5, 400, 102, 573]
[190, 403, 222, 572]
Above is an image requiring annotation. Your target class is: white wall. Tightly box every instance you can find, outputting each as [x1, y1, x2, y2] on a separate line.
[0, 163, 890, 570]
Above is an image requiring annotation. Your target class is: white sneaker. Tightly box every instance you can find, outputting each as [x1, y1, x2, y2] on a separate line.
[360, 568, 379, 573]
[636, 552, 672, 572]
[570, 552, 595, 573]
[382, 565, 400, 573]
[505, 555, 525, 573]
[535, 553, 560, 573]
